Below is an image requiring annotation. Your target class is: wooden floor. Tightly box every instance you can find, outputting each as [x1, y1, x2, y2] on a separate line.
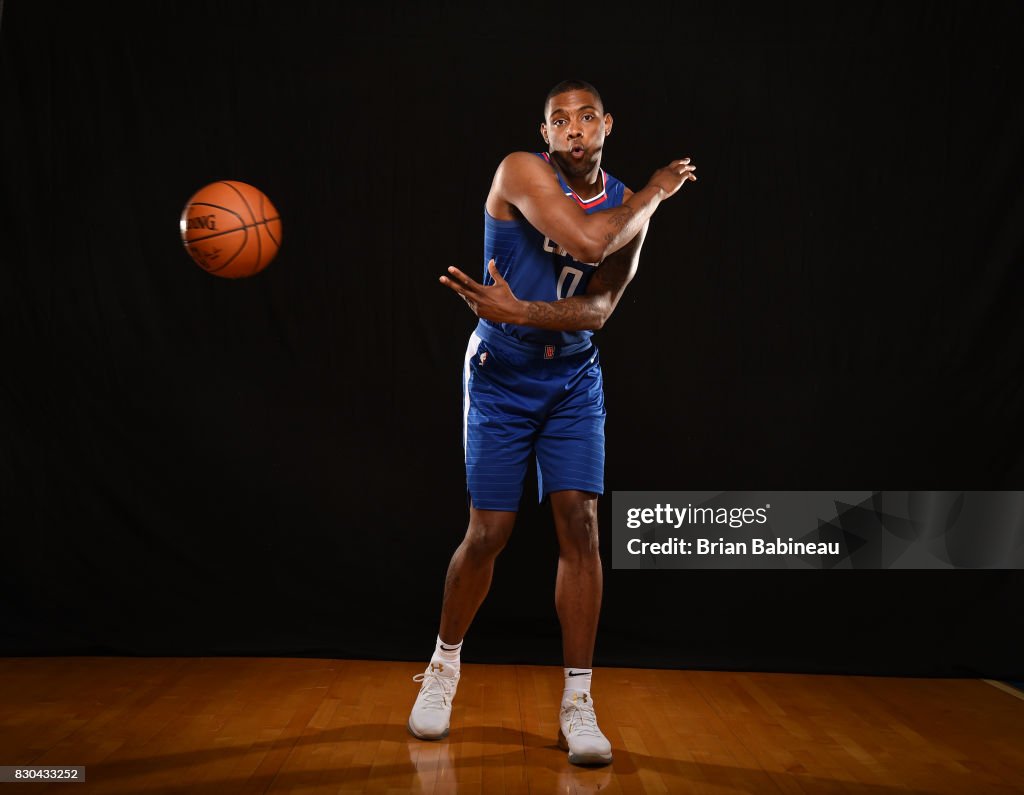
[1, 657, 1022, 794]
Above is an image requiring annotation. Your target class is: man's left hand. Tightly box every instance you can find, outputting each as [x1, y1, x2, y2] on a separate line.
[440, 259, 525, 325]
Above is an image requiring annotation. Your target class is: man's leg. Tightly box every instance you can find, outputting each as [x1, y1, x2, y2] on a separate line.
[536, 348, 606, 667]
[550, 490, 602, 669]
[408, 506, 516, 741]
[549, 489, 613, 766]
[439, 507, 517, 644]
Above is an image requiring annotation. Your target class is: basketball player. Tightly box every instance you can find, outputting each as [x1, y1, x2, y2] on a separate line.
[409, 80, 696, 766]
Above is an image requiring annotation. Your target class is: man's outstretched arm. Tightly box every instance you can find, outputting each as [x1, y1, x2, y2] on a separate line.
[440, 219, 649, 332]
[492, 152, 694, 264]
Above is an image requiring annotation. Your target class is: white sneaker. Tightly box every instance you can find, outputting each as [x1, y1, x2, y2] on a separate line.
[408, 661, 460, 740]
[557, 691, 613, 766]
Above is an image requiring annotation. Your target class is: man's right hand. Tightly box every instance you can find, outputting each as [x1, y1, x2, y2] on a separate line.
[646, 158, 698, 199]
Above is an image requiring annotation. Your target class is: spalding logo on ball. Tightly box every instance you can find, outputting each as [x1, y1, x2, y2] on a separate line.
[180, 181, 282, 278]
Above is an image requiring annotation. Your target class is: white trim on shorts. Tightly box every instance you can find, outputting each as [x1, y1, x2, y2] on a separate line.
[463, 331, 482, 461]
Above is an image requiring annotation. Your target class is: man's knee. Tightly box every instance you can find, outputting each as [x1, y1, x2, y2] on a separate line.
[463, 511, 515, 559]
[553, 494, 600, 556]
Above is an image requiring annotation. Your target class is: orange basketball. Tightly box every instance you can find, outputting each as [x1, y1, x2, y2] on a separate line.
[179, 181, 282, 278]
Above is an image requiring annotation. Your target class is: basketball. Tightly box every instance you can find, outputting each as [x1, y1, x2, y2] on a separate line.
[179, 181, 282, 278]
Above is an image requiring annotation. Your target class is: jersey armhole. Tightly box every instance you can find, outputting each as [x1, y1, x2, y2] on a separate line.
[483, 206, 520, 227]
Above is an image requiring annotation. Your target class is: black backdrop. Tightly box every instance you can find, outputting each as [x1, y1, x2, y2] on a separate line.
[2, 1, 1022, 679]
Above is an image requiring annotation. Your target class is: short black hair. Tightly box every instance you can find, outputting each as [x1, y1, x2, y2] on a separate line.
[544, 79, 604, 119]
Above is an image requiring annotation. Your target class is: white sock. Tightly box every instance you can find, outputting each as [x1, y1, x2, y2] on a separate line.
[431, 634, 462, 674]
[564, 667, 592, 696]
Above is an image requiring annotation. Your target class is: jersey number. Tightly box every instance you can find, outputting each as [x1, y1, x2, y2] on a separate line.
[556, 266, 584, 299]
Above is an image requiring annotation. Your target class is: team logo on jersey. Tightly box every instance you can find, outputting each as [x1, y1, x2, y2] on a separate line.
[480, 352, 488, 365]
[543, 236, 569, 258]
[544, 345, 555, 360]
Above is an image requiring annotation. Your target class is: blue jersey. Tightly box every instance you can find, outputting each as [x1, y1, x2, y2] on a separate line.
[480, 152, 627, 347]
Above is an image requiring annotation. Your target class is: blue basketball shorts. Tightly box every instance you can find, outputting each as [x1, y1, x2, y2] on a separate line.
[462, 322, 606, 511]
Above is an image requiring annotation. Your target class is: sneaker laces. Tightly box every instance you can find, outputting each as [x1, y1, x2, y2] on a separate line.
[412, 667, 455, 710]
[562, 693, 604, 738]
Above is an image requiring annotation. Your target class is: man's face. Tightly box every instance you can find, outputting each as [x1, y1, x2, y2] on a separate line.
[541, 90, 613, 176]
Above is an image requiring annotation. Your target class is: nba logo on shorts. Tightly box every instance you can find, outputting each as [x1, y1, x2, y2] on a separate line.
[544, 345, 555, 359]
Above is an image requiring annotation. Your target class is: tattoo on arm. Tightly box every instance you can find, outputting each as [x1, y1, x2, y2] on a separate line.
[524, 298, 604, 330]
[603, 206, 635, 243]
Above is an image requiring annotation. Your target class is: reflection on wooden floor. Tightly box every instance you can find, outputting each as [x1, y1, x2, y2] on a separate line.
[1, 656, 1023, 793]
